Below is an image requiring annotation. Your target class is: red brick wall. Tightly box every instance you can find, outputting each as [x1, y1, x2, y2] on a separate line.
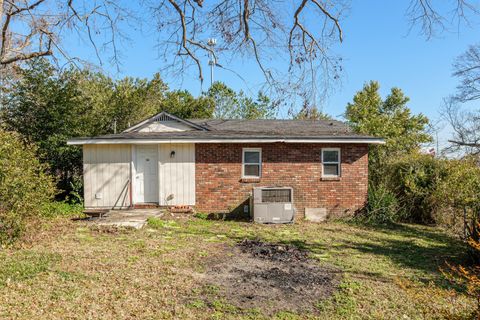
[195, 143, 368, 218]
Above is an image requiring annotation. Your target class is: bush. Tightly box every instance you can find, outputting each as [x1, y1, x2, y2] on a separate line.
[432, 157, 480, 236]
[384, 153, 444, 224]
[361, 183, 402, 224]
[0, 130, 56, 245]
[378, 152, 480, 233]
[445, 221, 480, 315]
[193, 212, 209, 220]
[40, 201, 84, 218]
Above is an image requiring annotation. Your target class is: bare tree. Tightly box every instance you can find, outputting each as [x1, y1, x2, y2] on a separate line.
[149, 0, 480, 106]
[149, 0, 346, 105]
[453, 43, 480, 102]
[442, 98, 480, 155]
[1, 1, 479, 109]
[447, 18, 480, 154]
[405, 0, 479, 39]
[0, 0, 127, 71]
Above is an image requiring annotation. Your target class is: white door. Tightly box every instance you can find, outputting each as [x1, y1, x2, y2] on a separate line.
[135, 145, 158, 203]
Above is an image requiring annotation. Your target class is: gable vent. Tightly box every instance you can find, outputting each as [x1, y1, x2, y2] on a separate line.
[123, 111, 209, 133]
[153, 113, 174, 122]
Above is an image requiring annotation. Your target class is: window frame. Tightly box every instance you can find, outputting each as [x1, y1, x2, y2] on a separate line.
[321, 147, 341, 178]
[242, 148, 262, 178]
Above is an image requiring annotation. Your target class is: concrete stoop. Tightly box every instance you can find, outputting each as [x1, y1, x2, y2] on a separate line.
[94, 209, 165, 229]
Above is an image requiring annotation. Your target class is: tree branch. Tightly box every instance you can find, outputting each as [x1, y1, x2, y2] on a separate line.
[448, 140, 480, 147]
[310, 0, 343, 42]
[167, 0, 203, 83]
[1, 36, 52, 65]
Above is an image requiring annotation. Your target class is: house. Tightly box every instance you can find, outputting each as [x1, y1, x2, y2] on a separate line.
[67, 111, 384, 219]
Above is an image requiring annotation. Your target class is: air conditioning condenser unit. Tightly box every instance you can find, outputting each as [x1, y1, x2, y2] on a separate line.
[251, 187, 294, 224]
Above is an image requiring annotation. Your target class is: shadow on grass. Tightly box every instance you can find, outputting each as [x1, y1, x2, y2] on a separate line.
[199, 199, 252, 222]
[350, 221, 468, 266]
[301, 222, 467, 291]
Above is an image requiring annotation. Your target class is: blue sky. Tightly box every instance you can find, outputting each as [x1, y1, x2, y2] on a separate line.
[69, 1, 479, 147]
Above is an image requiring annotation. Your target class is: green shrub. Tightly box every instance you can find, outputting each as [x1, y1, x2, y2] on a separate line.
[40, 201, 84, 218]
[66, 173, 84, 204]
[193, 212, 209, 220]
[362, 183, 402, 224]
[384, 153, 444, 224]
[380, 152, 480, 230]
[433, 157, 480, 242]
[433, 157, 480, 211]
[147, 217, 179, 229]
[0, 130, 56, 244]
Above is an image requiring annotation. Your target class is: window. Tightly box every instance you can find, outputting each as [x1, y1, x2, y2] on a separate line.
[242, 148, 261, 178]
[321, 148, 341, 177]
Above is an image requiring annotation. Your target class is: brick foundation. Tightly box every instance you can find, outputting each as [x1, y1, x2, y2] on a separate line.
[195, 143, 369, 219]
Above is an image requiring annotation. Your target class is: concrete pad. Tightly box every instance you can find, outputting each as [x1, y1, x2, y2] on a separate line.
[94, 209, 165, 229]
[305, 208, 328, 223]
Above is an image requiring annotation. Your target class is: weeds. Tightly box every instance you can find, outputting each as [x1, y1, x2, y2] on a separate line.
[194, 212, 209, 220]
[0, 251, 59, 286]
[41, 201, 84, 218]
[0, 217, 474, 319]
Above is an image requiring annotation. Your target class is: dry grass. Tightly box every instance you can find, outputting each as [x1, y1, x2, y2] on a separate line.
[0, 215, 475, 319]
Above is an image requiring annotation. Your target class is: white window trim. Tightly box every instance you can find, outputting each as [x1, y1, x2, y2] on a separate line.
[321, 147, 341, 178]
[242, 148, 262, 178]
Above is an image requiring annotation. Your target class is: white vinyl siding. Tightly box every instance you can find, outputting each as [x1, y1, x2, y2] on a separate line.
[83, 144, 132, 209]
[321, 148, 341, 177]
[158, 143, 195, 206]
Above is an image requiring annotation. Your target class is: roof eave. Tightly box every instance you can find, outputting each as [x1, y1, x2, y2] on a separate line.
[67, 137, 385, 145]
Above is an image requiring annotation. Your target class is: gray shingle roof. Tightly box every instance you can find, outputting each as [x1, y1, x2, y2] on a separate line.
[68, 117, 384, 144]
[190, 119, 355, 136]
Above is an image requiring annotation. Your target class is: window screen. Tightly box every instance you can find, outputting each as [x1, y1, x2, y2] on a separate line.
[322, 148, 341, 177]
[243, 148, 261, 178]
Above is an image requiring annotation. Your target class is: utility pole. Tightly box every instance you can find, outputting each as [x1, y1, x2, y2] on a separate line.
[207, 38, 217, 87]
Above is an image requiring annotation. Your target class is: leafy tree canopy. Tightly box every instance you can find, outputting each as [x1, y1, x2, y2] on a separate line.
[0, 59, 216, 196]
[207, 82, 276, 119]
[162, 90, 215, 119]
[0, 59, 276, 198]
[293, 105, 333, 120]
[345, 81, 432, 182]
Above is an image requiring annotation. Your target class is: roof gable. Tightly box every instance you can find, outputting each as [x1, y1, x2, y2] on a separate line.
[123, 111, 209, 133]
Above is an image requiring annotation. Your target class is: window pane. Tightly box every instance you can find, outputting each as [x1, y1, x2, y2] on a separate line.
[323, 164, 339, 176]
[323, 150, 339, 163]
[244, 151, 260, 163]
[244, 164, 260, 177]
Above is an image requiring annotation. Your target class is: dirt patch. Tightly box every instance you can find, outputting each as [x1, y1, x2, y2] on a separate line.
[237, 239, 310, 262]
[200, 239, 340, 315]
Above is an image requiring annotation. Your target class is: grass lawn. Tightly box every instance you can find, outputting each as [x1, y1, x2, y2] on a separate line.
[0, 215, 474, 319]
